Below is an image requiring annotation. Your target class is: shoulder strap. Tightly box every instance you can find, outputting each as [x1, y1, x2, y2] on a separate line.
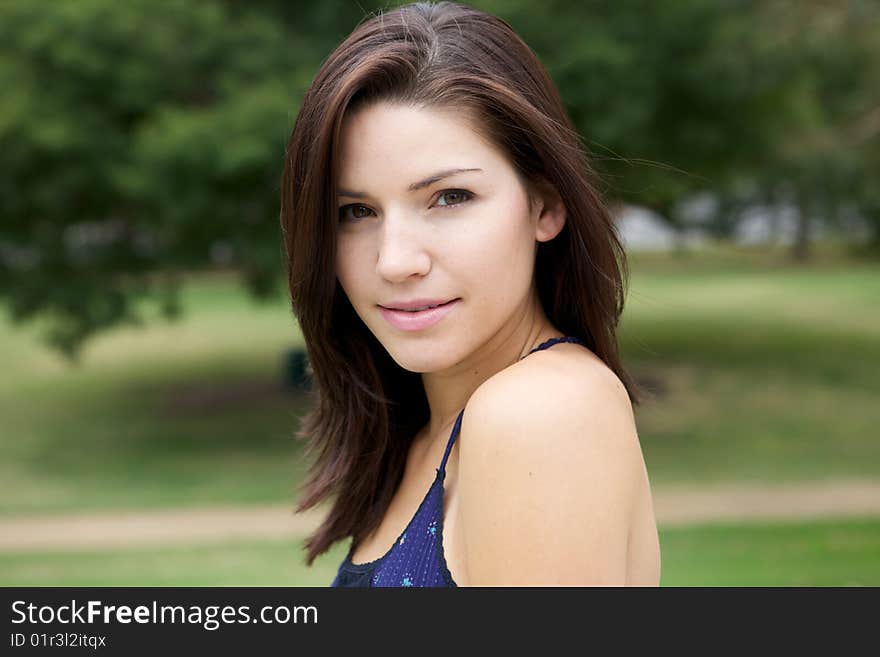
[520, 335, 586, 361]
[437, 408, 465, 478]
[436, 336, 586, 476]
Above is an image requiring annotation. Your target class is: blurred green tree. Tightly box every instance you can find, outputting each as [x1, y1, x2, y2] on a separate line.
[0, 0, 316, 357]
[484, 0, 804, 239]
[0, 0, 876, 357]
[760, 0, 880, 259]
[492, 0, 879, 257]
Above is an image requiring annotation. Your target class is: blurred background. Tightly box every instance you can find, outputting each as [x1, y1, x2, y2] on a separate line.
[1, 0, 878, 586]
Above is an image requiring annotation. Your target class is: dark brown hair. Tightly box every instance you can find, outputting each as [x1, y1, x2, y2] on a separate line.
[280, 1, 641, 566]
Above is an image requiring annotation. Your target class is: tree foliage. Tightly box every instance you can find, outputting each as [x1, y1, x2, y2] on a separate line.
[0, 0, 877, 357]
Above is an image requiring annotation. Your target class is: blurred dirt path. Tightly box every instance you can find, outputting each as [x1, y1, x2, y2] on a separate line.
[2, 479, 879, 552]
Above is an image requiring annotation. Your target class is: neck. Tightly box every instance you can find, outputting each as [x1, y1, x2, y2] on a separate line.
[417, 290, 560, 443]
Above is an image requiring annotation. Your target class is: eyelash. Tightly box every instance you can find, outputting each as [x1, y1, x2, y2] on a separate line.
[338, 189, 474, 223]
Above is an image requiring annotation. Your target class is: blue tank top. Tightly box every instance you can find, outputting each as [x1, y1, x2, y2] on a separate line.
[330, 335, 587, 587]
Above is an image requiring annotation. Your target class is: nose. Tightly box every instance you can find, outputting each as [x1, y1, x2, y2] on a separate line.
[375, 211, 431, 282]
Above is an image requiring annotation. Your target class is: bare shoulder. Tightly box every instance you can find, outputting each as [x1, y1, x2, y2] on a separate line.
[457, 343, 645, 585]
[465, 342, 637, 448]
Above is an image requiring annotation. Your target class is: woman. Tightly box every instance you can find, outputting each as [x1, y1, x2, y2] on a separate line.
[280, 1, 660, 586]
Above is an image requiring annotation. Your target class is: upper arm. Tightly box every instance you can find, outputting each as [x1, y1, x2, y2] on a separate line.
[458, 363, 643, 586]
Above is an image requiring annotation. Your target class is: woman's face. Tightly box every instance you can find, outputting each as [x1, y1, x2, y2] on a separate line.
[335, 101, 558, 373]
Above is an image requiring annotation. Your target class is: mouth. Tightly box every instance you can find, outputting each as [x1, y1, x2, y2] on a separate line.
[379, 299, 459, 312]
[377, 298, 461, 331]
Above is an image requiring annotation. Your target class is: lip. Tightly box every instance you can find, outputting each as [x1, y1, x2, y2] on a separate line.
[378, 298, 460, 332]
[380, 298, 455, 311]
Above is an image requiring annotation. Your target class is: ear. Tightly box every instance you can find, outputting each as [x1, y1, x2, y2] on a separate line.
[531, 180, 566, 243]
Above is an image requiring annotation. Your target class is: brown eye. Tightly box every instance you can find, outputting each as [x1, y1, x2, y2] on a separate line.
[435, 189, 472, 207]
[339, 204, 374, 222]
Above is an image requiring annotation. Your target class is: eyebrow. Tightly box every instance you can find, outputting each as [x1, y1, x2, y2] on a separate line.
[337, 167, 483, 199]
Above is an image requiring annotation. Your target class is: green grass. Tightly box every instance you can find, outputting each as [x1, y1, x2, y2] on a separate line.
[0, 536, 348, 587]
[623, 250, 880, 486]
[0, 248, 878, 515]
[1, 517, 876, 586]
[0, 276, 312, 516]
[1, 249, 878, 587]
[658, 516, 880, 586]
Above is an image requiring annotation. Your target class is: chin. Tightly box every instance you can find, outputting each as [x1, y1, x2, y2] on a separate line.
[382, 339, 456, 374]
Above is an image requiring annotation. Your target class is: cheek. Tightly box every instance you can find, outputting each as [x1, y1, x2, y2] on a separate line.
[335, 237, 365, 300]
[456, 197, 534, 283]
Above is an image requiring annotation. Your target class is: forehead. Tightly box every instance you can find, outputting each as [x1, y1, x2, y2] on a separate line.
[336, 101, 507, 183]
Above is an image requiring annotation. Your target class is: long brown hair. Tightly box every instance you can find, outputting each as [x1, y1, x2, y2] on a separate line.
[280, 1, 641, 566]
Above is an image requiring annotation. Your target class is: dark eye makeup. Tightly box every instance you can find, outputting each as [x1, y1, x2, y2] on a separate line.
[338, 188, 474, 222]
